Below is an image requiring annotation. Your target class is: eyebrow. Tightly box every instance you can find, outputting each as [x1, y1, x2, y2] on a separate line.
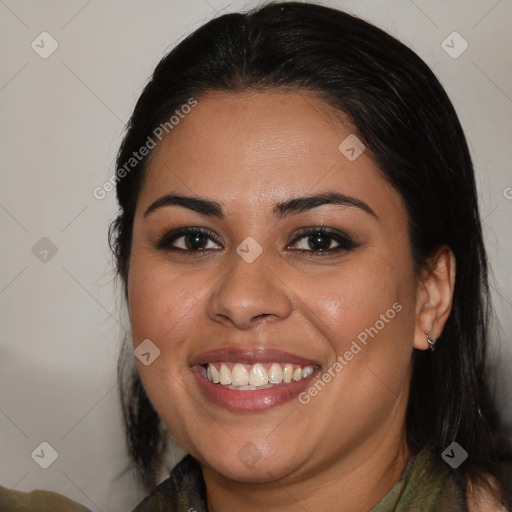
[143, 192, 377, 219]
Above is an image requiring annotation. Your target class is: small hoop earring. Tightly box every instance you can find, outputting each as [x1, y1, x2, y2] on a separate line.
[425, 330, 436, 351]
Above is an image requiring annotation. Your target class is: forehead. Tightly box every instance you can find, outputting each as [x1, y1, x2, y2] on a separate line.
[138, 90, 401, 218]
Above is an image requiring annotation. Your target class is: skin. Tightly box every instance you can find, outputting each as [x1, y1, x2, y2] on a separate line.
[127, 90, 455, 512]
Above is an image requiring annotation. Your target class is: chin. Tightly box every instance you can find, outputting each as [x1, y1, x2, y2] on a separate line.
[195, 440, 308, 484]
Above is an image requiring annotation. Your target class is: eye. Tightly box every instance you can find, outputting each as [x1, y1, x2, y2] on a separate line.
[288, 227, 357, 255]
[155, 226, 357, 255]
[155, 227, 222, 252]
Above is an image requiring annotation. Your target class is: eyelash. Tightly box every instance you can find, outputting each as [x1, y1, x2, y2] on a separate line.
[155, 226, 357, 256]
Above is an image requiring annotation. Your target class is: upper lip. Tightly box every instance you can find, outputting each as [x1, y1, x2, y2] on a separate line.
[189, 347, 320, 367]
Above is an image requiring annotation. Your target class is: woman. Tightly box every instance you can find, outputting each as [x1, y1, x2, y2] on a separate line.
[2, 2, 510, 511]
[104, 1, 512, 510]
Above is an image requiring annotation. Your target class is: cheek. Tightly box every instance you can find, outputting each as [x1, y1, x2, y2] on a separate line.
[297, 256, 416, 424]
[128, 255, 203, 346]
[126, 256, 207, 436]
[302, 256, 413, 354]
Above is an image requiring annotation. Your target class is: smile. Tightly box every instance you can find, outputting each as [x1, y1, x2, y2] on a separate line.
[203, 362, 316, 389]
[190, 348, 321, 411]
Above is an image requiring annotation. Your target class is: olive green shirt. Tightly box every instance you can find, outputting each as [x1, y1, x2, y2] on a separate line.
[1, 447, 508, 511]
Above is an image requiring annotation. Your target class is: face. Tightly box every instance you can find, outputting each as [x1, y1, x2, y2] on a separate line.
[127, 90, 419, 483]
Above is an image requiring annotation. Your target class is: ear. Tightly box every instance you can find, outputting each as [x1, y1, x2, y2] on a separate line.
[414, 245, 456, 350]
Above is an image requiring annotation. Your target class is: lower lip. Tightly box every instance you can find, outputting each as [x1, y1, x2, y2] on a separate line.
[192, 367, 318, 412]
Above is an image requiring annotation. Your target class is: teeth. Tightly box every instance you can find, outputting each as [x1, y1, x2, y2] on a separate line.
[268, 363, 283, 384]
[249, 363, 268, 386]
[283, 364, 294, 383]
[219, 364, 232, 385]
[301, 366, 314, 379]
[231, 363, 249, 386]
[204, 362, 316, 389]
[209, 363, 220, 383]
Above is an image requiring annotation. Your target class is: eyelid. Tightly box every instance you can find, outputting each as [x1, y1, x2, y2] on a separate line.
[155, 225, 357, 254]
[288, 226, 357, 251]
[155, 226, 223, 250]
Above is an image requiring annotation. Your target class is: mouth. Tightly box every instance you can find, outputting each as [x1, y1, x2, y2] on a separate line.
[201, 362, 315, 389]
[190, 348, 321, 411]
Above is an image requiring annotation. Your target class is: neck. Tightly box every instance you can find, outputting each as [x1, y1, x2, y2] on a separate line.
[203, 431, 411, 512]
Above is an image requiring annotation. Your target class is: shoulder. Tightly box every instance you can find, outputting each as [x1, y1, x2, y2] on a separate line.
[131, 454, 207, 512]
[466, 470, 510, 512]
[0, 485, 92, 511]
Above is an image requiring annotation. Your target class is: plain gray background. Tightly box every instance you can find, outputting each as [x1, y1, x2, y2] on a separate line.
[1, 1, 511, 510]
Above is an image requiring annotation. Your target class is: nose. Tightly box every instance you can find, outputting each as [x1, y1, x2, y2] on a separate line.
[206, 247, 293, 330]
